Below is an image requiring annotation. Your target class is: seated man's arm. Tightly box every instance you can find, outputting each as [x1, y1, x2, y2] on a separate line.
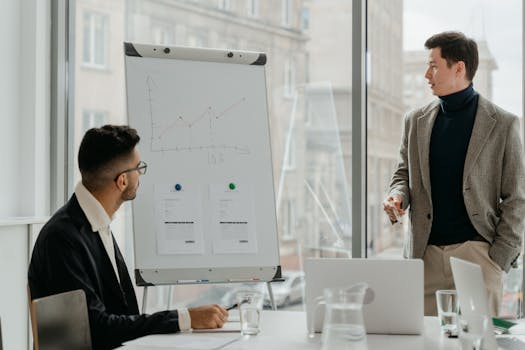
[35, 230, 226, 349]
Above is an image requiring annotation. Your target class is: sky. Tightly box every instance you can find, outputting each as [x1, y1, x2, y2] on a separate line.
[403, 0, 522, 115]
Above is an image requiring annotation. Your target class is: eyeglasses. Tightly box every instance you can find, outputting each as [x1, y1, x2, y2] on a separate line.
[114, 161, 147, 181]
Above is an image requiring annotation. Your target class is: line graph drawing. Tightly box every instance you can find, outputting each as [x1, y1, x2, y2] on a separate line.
[145, 76, 251, 164]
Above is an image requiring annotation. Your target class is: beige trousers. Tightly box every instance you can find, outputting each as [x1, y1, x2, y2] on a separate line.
[423, 241, 503, 317]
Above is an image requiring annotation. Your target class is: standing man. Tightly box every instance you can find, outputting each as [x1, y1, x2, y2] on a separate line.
[384, 31, 525, 316]
[29, 125, 228, 349]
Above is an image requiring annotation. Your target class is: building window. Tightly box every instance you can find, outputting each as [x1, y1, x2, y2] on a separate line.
[82, 110, 107, 134]
[301, 7, 310, 30]
[282, 199, 296, 240]
[248, 0, 259, 18]
[222, 37, 238, 50]
[285, 135, 296, 170]
[281, 0, 292, 27]
[82, 12, 108, 68]
[284, 58, 296, 97]
[217, 0, 231, 11]
[151, 21, 175, 46]
[186, 29, 208, 48]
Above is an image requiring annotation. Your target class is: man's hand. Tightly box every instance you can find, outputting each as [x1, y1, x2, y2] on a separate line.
[383, 194, 405, 223]
[189, 304, 229, 329]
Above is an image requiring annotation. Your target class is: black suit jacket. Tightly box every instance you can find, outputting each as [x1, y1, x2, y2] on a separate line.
[28, 195, 180, 349]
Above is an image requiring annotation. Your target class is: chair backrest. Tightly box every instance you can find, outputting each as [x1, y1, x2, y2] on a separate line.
[29, 289, 91, 350]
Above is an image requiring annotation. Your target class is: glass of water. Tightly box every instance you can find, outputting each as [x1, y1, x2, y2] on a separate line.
[435, 290, 459, 336]
[236, 290, 263, 336]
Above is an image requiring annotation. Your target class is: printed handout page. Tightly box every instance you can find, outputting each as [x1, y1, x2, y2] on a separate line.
[122, 333, 241, 349]
[155, 184, 204, 255]
[210, 184, 258, 254]
[192, 320, 241, 333]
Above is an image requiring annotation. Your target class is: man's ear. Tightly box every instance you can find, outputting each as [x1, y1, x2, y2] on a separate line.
[456, 61, 466, 79]
[115, 173, 128, 192]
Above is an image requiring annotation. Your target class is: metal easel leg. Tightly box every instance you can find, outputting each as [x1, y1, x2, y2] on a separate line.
[267, 281, 276, 310]
[142, 286, 148, 314]
[167, 285, 173, 310]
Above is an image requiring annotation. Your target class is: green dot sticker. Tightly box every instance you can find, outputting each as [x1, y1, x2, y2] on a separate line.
[229, 183, 236, 190]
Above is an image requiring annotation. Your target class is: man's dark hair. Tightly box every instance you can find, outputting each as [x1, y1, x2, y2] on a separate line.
[424, 31, 479, 81]
[78, 125, 140, 191]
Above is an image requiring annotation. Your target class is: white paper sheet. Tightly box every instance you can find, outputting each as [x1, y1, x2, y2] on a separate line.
[192, 320, 241, 333]
[155, 184, 204, 255]
[123, 333, 241, 349]
[210, 184, 258, 254]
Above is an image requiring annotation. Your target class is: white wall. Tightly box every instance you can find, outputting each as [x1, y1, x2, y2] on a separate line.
[0, 220, 46, 350]
[0, 0, 51, 344]
[0, 0, 51, 218]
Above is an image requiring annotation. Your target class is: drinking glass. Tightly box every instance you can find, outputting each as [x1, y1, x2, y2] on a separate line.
[435, 290, 459, 336]
[236, 290, 263, 336]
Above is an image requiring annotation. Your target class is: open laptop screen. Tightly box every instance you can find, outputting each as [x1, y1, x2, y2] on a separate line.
[450, 257, 501, 350]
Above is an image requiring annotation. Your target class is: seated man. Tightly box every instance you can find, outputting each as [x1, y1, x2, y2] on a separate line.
[28, 125, 228, 349]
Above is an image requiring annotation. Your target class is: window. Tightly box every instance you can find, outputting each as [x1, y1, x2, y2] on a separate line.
[82, 12, 108, 68]
[284, 136, 296, 170]
[186, 28, 208, 48]
[82, 110, 107, 134]
[217, 0, 230, 11]
[151, 21, 175, 46]
[282, 199, 296, 241]
[301, 7, 310, 30]
[66, 0, 524, 318]
[248, 0, 259, 18]
[281, 0, 291, 27]
[284, 58, 296, 97]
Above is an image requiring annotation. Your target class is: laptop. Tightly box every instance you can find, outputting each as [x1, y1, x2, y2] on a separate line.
[31, 289, 92, 350]
[450, 257, 525, 350]
[305, 258, 424, 334]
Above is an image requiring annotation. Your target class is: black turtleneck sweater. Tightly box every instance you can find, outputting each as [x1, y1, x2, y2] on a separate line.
[427, 84, 480, 246]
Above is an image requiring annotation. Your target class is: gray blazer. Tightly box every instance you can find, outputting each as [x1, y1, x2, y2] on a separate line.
[389, 95, 525, 272]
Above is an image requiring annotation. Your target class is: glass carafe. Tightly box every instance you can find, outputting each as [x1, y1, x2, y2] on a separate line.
[310, 282, 368, 350]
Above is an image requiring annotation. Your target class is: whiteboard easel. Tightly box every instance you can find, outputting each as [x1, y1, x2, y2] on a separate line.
[124, 42, 281, 311]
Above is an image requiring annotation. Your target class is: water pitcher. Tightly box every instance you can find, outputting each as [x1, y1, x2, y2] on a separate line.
[310, 282, 368, 350]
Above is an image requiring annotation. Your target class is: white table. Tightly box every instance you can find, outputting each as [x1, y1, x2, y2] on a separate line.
[118, 310, 461, 349]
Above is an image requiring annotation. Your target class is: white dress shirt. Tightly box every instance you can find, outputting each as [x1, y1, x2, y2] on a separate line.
[74, 182, 191, 331]
[75, 182, 120, 283]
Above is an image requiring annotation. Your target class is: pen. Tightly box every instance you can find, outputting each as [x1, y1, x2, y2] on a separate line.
[226, 303, 238, 311]
[225, 298, 250, 311]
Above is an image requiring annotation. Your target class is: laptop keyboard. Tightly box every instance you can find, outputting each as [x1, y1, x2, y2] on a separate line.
[497, 337, 525, 350]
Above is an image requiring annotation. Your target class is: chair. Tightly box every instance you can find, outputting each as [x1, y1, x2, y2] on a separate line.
[29, 289, 91, 350]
